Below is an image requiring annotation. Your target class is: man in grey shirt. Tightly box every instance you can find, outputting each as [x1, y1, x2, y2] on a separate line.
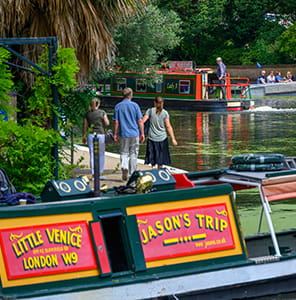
[216, 57, 226, 100]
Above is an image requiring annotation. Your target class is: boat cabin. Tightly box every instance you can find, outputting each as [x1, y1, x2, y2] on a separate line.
[0, 165, 295, 299]
[109, 61, 251, 102]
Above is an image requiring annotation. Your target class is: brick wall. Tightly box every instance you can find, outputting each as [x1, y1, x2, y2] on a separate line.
[200, 65, 296, 83]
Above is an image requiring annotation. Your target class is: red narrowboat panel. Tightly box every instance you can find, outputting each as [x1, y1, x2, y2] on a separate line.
[136, 203, 234, 261]
[0, 221, 97, 280]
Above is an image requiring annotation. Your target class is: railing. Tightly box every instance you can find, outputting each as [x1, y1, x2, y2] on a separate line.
[203, 77, 251, 100]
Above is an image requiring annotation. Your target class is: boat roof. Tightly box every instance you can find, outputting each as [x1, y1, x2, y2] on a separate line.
[223, 169, 296, 182]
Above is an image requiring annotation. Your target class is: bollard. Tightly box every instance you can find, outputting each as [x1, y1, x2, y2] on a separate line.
[93, 133, 100, 196]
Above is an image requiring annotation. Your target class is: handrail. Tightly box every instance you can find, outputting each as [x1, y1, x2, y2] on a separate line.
[203, 77, 251, 100]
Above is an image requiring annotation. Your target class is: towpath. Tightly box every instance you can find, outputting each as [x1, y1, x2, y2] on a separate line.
[66, 145, 185, 189]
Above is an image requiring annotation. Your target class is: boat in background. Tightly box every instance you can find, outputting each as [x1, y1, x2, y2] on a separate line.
[0, 155, 296, 299]
[250, 81, 296, 97]
[101, 61, 254, 112]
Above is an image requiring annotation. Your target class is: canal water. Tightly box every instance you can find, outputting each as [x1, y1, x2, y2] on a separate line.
[106, 104, 296, 237]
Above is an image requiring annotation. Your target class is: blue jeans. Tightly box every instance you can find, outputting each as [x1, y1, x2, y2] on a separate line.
[87, 134, 105, 174]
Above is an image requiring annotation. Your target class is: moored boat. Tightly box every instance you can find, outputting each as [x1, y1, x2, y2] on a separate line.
[101, 62, 254, 112]
[0, 157, 296, 299]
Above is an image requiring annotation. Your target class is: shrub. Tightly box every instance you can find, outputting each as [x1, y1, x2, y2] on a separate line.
[0, 121, 60, 195]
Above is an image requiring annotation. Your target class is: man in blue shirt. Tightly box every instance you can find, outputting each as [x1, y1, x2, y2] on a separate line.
[113, 87, 145, 180]
[257, 70, 266, 84]
[216, 57, 227, 99]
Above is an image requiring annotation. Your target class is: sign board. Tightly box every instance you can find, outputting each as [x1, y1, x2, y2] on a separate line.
[169, 61, 193, 71]
[0, 220, 97, 280]
[126, 195, 243, 268]
[137, 203, 234, 261]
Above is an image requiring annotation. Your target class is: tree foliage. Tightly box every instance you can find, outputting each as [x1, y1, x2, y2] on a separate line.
[27, 46, 79, 127]
[278, 24, 296, 61]
[157, 0, 296, 65]
[0, 49, 14, 115]
[114, 4, 182, 71]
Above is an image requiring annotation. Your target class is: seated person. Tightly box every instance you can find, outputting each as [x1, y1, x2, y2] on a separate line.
[267, 71, 276, 83]
[285, 71, 295, 82]
[257, 70, 266, 84]
[275, 72, 285, 83]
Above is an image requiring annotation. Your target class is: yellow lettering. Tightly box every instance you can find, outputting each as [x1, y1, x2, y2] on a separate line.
[148, 225, 157, 240]
[195, 214, 204, 228]
[171, 215, 181, 230]
[163, 217, 173, 231]
[205, 215, 214, 230]
[220, 220, 228, 232]
[23, 254, 58, 270]
[61, 252, 78, 265]
[46, 229, 82, 248]
[46, 228, 54, 243]
[183, 213, 191, 228]
[141, 229, 149, 244]
[155, 221, 164, 235]
[12, 243, 23, 257]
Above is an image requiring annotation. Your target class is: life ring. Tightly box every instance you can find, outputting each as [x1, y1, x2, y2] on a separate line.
[230, 162, 284, 172]
[231, 153, 285, 165]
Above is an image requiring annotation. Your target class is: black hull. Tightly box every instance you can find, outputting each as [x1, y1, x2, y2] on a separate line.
[101, 96, 253, 112]
[161, 274, 296, 300]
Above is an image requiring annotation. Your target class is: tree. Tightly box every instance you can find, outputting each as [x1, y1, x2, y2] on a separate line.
[157, 0, 296, 65]
[0, 0, 148, 82]
[0, 48, 14, 114]
[277, 24, 296, 62]
[113, 5, 182, 71]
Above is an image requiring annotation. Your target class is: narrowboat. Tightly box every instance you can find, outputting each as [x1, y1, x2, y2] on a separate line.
[0, 155, 296, 299]
[101, 62, 254, 112]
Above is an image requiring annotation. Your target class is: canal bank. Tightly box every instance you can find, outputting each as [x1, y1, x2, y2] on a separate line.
[66, 145, 185, 189]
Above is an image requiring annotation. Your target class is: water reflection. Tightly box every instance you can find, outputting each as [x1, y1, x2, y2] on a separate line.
[170, 109, 296, 172]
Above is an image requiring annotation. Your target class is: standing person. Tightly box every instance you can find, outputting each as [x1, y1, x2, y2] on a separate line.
[143, 97, 177, 169]
[113, 87, 145, 180]
[257, 70, 267, 84]
[216, 57, 227, 100]
[83, 97, 110, 180]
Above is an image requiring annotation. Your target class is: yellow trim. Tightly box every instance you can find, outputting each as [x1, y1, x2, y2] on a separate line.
[126, 195, 229, 215]
[227, 101, 241, 107]
[127, 195, 243, 268]
[0, 213, 99, 287]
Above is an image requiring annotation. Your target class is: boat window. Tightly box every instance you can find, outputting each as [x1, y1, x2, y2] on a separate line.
[116, 78, 127, 91]
[179, 80, 191, 94]
[136, 79, 147, 92]
[155, 82, 162, 93]
[100, 215, 130, 273]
